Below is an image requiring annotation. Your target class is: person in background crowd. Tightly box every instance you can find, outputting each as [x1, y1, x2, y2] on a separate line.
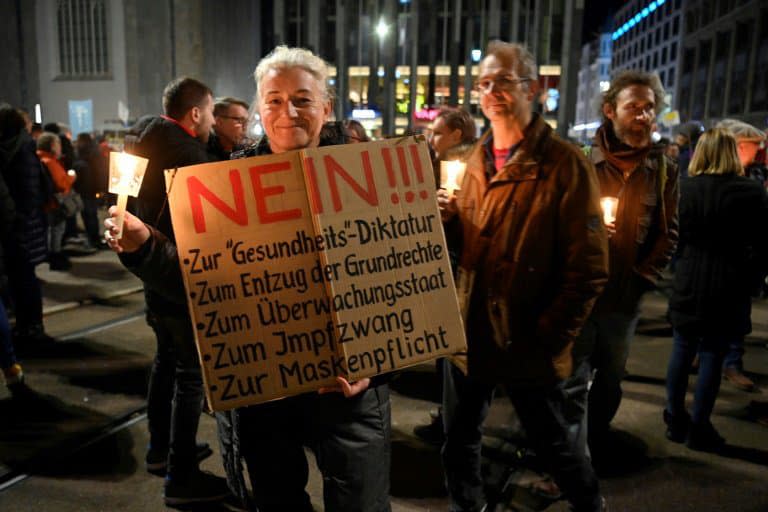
[665, 128, 768, 452]
[105, 45, 392, 512]
[208, 97, 250, 160]
[675, 132, 691, 178]
[0, 165, 25, 394]
[73, 133, 108, 249]
[343, 119, 370, 143]
[665, 141, 680, 161]
[30, 123, 43, 140]
[563, 71, 678, 467]
[37, 132, 76, 271]
[438, 40, 608, 512]
[414, 105, 477, 446]
[713, 120, 768, 392]
[112, 77, 229, 507]
[43, 122, 81, 243]
[0, 105, 53, 346]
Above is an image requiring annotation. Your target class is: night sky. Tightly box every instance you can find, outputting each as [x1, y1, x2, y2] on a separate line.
[582, 0, 626, 44]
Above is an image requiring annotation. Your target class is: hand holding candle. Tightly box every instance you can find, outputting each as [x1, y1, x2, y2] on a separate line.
[440, 160, 466, 196]
[600, 196, 618, 226]
[108, 151, 149, 239]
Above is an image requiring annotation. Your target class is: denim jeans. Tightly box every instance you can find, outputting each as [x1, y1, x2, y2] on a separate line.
[722, 338, 745, 371]
[441, 360, 601, 512]
[574, 312, 640, 440]
[666, 329, 728, 425]
[0, 300, 17, 370]
[238, 386, 391, 512]
[145, 311, 205, 480]
[48, 213, 66, 253]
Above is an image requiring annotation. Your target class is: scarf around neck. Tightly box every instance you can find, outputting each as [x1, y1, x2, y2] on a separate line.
[595, 122, 650, 175]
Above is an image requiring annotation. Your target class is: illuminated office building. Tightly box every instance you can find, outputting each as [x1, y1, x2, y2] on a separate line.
[610, 0, 685, 112]
[1, 0, 583, 138]
[677, 0, 768, 127]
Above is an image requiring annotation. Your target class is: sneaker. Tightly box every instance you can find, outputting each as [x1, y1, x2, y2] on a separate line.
[146, 442, 214, 476]
[413, 413, 444, 446]
[686, 421, 725, 452]
[663, 409, 690, 443]
[163, 470, 231, 506]
[723, 367, 755, 392]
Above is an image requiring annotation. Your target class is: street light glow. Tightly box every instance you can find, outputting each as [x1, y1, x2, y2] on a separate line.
[376, 19, 389, 38]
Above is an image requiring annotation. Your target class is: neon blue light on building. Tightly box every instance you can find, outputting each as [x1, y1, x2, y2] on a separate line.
[612, 0, 666, 41]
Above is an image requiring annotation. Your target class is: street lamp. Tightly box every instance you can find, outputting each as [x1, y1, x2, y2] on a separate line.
[376, 19, 389, 39]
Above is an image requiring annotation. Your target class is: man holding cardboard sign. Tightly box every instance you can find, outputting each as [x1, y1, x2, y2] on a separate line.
[437, 41, 609, 512]
[112, 77, 229, 507]
[106, 46, 463, 511]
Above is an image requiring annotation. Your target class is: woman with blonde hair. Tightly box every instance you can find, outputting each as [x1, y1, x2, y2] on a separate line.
[665, 128, 768, 451]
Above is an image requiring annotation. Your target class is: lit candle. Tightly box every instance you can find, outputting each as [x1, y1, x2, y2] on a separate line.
[600, 196, 619, 225]
[440, 160, 466, 196]
[108, 151, 149, 239]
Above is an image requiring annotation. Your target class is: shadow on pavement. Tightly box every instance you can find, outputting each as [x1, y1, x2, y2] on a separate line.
[390, 436, 446, 498]
[0, 387, 128, 473]
[389, 366, 441, 403]
[35, 428, 139, 480]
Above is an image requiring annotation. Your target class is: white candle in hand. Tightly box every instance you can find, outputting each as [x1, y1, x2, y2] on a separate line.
[109, 151, 149, 239]
[440, 160, 466, 196]
[600, 196, 619, 225]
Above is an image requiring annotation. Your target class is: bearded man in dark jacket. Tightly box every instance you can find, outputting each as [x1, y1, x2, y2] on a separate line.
[563, 70, 679, 463]
[121, 77, 230, 506]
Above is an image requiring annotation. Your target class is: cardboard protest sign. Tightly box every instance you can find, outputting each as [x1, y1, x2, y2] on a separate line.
[166, 137, 466, 411]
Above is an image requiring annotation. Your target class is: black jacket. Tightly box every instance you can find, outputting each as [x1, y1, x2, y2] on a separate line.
[669, 174, 768, 337]
[0, 132, 50, 265]
[128, 116, 213, 315]
[0, 169, 15, 291]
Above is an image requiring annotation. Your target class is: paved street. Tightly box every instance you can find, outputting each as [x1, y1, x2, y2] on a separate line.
[0, 246, 766, 511]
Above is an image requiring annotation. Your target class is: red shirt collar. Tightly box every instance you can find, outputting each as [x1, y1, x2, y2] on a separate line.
[161, 115, 198, 139]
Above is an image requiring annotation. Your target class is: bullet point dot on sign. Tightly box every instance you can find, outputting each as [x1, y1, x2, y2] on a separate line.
[190, 292, 196, 299]
[210, 385, 218, 392]
[183, 259, 190, 265]
[419, 190, 429, 199]
[391, 193, 400, 204]
[203, 354, 211, 361]
[196, 323, 204, 330]
[405, 191, 415, 202]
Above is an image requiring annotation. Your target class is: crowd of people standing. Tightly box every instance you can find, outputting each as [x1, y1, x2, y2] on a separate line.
[3, 36, 767, 511]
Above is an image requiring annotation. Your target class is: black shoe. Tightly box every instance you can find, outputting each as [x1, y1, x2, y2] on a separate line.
[686, 421, 725, 452]
[163, 470, 231, 506]
[663, 409, 690, 443]
[146, 442, 214, 476]
[413, 413, 444, 445]
[48, 252, 72, 271]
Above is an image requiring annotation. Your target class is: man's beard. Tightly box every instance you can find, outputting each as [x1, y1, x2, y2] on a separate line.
[614, 121, 651, 148]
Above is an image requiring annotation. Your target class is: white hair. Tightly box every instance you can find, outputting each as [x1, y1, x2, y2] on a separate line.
[254, 46, 331, 102]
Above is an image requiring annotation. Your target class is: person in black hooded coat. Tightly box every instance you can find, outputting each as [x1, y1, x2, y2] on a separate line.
[0, 104, 53, 345]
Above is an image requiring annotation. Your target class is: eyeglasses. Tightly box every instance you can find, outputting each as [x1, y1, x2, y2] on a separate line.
[218, 115, 248, 125]
[475, 76, 532, 94]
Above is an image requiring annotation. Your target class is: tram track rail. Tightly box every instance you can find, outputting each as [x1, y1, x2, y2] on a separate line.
[0, 303, 151, 493]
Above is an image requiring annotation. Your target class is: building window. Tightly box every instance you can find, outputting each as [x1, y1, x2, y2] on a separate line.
[671, 42, 678, 60]
[57, 0, 110, 79]
[729, 22, 752, 114]
[750, 12, 768, 111]
[663, 22, 670, 39]
[653, 52, 658, 68]
[660, 70, 666, 85]
[662, 46, 668, 65]
[673, 16, 679, 35]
